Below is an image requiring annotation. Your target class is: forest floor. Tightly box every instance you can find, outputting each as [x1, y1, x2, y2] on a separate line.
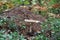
[0, 6, 60, 40]
[0, 6, 46, 40]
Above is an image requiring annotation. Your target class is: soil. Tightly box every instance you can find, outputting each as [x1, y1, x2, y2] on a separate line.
[0, 6, 46, 40]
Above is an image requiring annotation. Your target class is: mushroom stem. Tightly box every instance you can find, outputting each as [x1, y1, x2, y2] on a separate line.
[24, 19, 41, 23]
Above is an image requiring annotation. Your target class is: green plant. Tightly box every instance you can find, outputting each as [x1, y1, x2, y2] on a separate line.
[34, 33, 49, 40]
[49, 8, 60, 14]
[0, 30, 26, 40]
[21, 25, 26, 29]
[0, 17, 8, 26]
[40, 17, 60, 40]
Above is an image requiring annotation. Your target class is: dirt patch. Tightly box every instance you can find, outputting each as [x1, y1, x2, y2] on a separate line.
[0, 6, 46, 39]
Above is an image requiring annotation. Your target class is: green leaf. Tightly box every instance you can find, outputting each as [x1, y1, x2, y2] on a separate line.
[24, 1, 30, 5]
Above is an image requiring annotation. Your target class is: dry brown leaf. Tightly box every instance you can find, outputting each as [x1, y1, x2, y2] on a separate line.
[32, 4, 47, 11]
[0, 1, 3, 6]
[52, 4, 60, 8]
[6, 3, 14, 8]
